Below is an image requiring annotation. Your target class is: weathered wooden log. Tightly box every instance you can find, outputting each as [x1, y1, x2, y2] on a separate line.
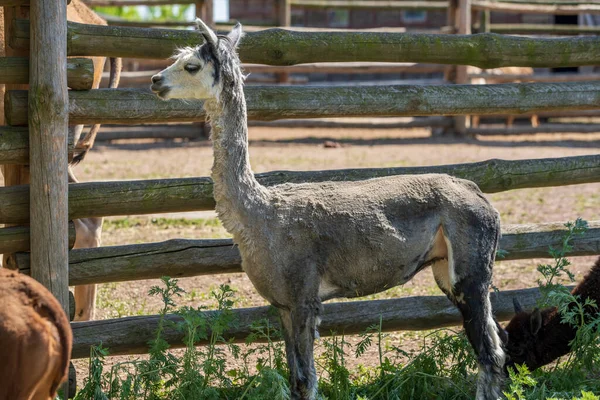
[472, 0, 600, 14]
[0, 154, 597, 225]
[18, 239, 239, 285]
[15, 221, 600, 286]
[0, 223, 76, 255]
[10, 19, 600, 67]
[0, 126, 74, 164]
[0, 57, 94, 90]
[290, 0, 448, 9]
[490, 23, 600, 35]
[7, 82, 600, 125]
[468, 124, 600, 135]
[29, 0, 70, 312]
[70, 286, 551, 358]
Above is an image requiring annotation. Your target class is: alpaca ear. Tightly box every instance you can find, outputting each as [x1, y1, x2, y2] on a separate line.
[530, 308, 542, 336]
[196, 18, 218, 47]
[227, 22, 244, 48]
[513, 297, 524, 314]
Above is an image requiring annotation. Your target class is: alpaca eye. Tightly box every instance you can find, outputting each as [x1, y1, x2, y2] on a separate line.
[184, 64, 201, 73]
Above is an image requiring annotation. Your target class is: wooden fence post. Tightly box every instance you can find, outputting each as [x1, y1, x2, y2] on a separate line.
[454, 0, 472, 135]
[29, 0, 70, 319]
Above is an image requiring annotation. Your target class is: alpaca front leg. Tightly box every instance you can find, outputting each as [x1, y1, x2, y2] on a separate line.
[279, 302, 320, 400]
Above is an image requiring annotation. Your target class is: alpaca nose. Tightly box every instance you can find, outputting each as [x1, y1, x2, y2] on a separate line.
[151, 74, 163, 84]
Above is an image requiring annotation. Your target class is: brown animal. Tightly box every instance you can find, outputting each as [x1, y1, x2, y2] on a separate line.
[0, 269, 72, 400]
[470, 67, 539, 129]
[504, 256, 600, 371]
[1, 1, 120, 321]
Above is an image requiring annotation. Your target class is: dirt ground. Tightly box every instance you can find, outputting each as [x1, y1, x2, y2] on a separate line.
[8, 125, 600, 387]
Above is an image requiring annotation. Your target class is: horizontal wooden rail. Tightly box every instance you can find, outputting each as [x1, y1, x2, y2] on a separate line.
[0, 127, 74, 164]
[0, 223, 76, 255]
[290, 0, 448, 9]
[70, 286, 551, 358]
[10, 20, 600, 67]
[0, 155, 597, 225]
[490, 23, 600, 35]
[0, 57, 94, 90]
[468, 124, 600, 135]
[472, 0, 600, 13]
[14, 221, 600, 286]
[7, 82, 600, 125]
[468, 72, 600, 83]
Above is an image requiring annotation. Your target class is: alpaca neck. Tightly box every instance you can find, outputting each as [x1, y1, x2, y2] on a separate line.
[205, 84, 267, 237]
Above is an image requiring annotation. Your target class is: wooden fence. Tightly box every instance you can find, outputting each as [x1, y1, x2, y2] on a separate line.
[0, 0, 599, 369]
[73, 0, 600, 137]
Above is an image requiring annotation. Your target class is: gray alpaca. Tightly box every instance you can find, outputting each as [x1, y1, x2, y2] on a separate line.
[151, 20, 505, 400]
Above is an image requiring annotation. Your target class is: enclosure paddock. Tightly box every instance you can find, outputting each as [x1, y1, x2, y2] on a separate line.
[0, 0, 599, 389]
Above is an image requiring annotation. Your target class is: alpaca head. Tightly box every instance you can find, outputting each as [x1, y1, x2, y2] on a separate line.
[151, 19, 243, 101]
[503, 298, 544, 369]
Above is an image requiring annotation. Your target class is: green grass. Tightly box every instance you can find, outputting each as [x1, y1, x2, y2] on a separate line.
[71, 220, 600, 400]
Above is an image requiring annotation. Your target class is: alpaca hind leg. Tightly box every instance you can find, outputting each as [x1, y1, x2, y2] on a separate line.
[280, 300, 321, 400]
[453, 276, 505, 400]
[280, 309, 302, 397]
[432, 231, 505, 400]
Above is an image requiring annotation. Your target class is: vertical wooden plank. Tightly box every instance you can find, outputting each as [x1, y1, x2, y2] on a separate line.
[277, 0, 291, 27]
[2, 6, 30, 267]
[196, 0, 214, 27]
[196, 0, 213, 138]
[443, 0, 458, 86]
[454, 0, 471, 135]
[276, 0, 291, 83]
[29, 0, 69, 311]
[482, 10, 490, 33]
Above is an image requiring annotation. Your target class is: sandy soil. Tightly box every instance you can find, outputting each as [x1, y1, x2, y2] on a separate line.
[7, 125, 598, 388]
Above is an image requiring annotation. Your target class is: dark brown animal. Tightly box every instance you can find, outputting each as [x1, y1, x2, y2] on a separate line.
[504, 256, 600, 371]
[0, 269, 72, 400]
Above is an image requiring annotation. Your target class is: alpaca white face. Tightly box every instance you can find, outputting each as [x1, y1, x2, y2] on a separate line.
[151, 47, 219, 101]
[151, 19, 243, 102]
